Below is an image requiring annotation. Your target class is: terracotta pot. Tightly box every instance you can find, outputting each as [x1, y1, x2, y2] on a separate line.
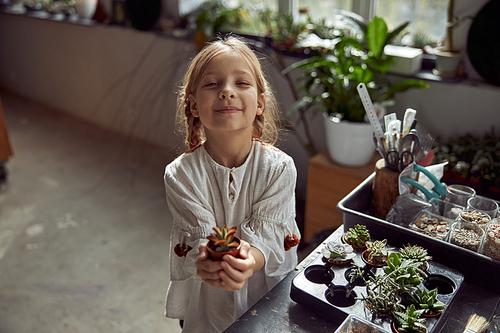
[342, 233, 366, 250]
[207, 236, 241, 261]
[422, 309, 442, 318]
[362, 250, 387, 268]
[392, 321, 427, 333]
[324, 257, 351, 266]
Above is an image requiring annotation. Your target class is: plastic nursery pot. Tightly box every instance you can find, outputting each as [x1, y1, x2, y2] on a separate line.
[342, 233, 367, 249]
[207, 236, 241, 261]
[362, 250, 387, 268]
[392, 321, 427, 333]
[421, 309, 443, 318]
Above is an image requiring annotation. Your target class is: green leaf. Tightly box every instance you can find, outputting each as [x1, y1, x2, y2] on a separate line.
[367, 17, 388, 58]
[384, 80, 429, 98]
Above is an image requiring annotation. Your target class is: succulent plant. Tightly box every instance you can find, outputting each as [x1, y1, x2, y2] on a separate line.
[365, 239, 392, 265]
[345, 224, 371, 247]
[207, 225, 239, 252]
[322, 242, 356, 262]
[383, 253, 425, 294]
[409, 288, 446, 315]
[358, 273, 404, 315]
[393, 304, 427, 333]
[399, 244, 432, 270]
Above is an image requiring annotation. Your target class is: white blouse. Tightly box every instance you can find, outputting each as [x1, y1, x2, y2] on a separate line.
[164, 140, 300, 333]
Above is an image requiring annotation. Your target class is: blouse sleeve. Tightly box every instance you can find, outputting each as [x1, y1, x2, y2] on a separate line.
[240, 156, 300, 278]
[164, 167, 216, 282]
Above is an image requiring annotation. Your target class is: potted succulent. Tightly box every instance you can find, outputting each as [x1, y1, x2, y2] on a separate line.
[362, 239, 392, 267]
[399, 244, 432, 271]
[392, 304, 427, 333]
[357, 273, 404, 316]
[283, 15, 428, 166]
[343, 224, 371, 249]
[322, 242, 356, 266]
[382, 253, 425, 295]
[206, 225, 241, 260]
[409, 288, 446, 317]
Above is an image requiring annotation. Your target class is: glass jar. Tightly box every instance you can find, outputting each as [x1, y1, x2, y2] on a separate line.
[482, 219, 500, 261]
[449, 221, 484, 253]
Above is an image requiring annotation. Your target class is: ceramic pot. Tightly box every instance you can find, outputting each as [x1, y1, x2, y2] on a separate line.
[207, 236, 241, 261]
[433, 47, 464, 78]
[323, 114, 375, 167]
[74, 0, 97, 19]
[362, 250, 387, 268]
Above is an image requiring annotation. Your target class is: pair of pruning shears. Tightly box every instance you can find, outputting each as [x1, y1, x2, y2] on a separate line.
[401, 164, 448, 200]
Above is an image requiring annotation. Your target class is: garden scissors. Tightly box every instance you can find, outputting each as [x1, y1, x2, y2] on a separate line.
[386, 149, 414, 172]
[401, 164, 449, 200]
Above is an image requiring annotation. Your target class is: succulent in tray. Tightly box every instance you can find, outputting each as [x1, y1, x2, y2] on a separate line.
[399, 244, 432, 270]
[358, 273, 404, 315]
[345, 224, 371, 248]
[322, 242, 356, 264]
[409, 288, 446, 316]
[364, 239, 392, 265]
[382, 253, 425, 294]
[392, 304, 427, 333]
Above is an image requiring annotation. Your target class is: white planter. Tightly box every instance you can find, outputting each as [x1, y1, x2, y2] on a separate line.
[74, 1, 97, 20]
[323, 114, 375, 167]
[434, 47, 464, 78]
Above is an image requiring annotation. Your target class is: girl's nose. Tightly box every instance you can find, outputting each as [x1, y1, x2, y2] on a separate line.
[219, 85, 236, 99]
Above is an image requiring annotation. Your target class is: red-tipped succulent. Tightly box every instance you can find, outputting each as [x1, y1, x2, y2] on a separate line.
[207, 225, 239, 252]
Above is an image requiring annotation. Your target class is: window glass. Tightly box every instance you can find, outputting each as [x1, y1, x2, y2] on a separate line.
[297, 0, 353, 24]
[180, 0, 276, 16]
[374, 0, 448, 46]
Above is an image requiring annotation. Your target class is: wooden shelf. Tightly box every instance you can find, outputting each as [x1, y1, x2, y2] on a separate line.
[303, 151, 377, 243]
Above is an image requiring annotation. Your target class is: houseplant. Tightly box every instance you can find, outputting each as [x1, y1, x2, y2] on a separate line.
[206, 224, 241, 260]
[399, 244, 432, 271]
[409, 288, 446, 317]
[343, 224, 371, 249]
[392, 304, 427, 333]
[282, 15, 428, 166]
[356, 273, 404, 315]
[362, 239, 392, 267]
[321, 242, 356, 265]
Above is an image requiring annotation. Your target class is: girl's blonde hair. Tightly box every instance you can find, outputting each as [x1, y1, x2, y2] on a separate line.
[176, 35, 279, 150]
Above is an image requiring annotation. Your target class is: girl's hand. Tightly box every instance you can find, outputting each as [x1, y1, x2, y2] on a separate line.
[195, 242, 224, 288]
[219, 240, 265, 292]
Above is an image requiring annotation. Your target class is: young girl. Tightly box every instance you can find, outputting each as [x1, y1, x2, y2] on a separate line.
[164, 36, 300, 333]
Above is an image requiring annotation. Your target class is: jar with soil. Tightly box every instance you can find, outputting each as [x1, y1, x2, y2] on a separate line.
[449, 221, 484, 252]
[482, 220, 500, 261]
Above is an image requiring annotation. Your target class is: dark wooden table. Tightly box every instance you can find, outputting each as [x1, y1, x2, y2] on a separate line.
[224, 227, 500, 333]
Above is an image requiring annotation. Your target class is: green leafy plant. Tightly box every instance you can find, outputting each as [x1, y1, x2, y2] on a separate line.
[282, 16, 429, 122]
[207, 225, 239, 252]
[409, 288, 446, 315]
[382, 253, 426, 294]
[345, 224, 371, 247]
[399, 244, 432, 270]
[393, 304, 427, 333]
[365, 239, 392, 265]
[322, 242, 356, 262]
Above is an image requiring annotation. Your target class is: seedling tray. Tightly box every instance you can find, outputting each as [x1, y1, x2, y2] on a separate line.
[290, 235, 464, 332]
[337, 174, 500, 291]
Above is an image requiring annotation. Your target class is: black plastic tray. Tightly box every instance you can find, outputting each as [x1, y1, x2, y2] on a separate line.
[337, 174, 500, 292]
[290, 235, 464, 332]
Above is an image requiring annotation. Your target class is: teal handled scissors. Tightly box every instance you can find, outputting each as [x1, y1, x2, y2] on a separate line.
[401, 164, 448, 200]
